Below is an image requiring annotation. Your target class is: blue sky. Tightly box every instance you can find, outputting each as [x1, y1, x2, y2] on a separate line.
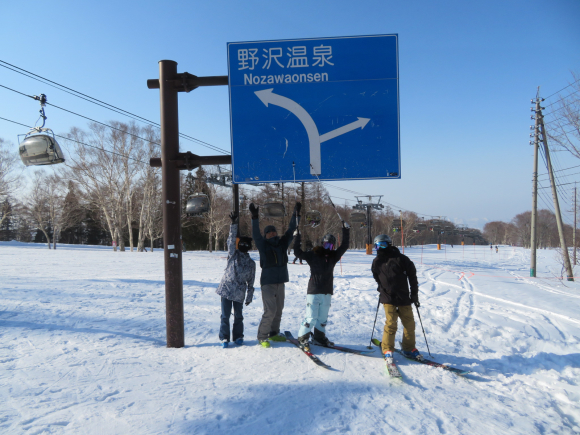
[1, 0, 579, 229]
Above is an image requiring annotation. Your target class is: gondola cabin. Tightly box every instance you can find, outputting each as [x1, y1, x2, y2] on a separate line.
[350, 212, 366, 223]
[19, 132, 65, 166]
[262, 202, 286, 218]
[186, 193, 210, 216]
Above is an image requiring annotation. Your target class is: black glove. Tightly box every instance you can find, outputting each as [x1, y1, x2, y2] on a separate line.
[245, 301, 251, 306]
[229, 211, 238, 224]
[412, 294, 420, 308]
[249, 203, 259, 220]
[293, 202, 302, 216]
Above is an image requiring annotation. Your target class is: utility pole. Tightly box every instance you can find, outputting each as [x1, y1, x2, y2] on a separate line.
[148, 61, 232, 347]
[538, 102, 574, 281]
[399, 210, 404, 254]
[530, 89, 541, 277]
[574, 184, 577, 265]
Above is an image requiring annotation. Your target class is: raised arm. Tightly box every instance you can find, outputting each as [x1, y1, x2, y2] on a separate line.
[227, 223, 238, 259]
[335, 226, 350, 258]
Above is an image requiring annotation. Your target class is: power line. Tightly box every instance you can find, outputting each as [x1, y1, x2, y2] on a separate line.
[0, 116, 148, 165]
[543, 77, 580, 101]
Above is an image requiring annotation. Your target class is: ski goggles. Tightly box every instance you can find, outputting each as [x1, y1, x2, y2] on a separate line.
[375, 241, 389, 249]
[323, 242, 334, 250]
[238, 240, 251, 250]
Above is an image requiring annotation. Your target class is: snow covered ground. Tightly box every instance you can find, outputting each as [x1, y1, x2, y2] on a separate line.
[1, 241, 580, 434]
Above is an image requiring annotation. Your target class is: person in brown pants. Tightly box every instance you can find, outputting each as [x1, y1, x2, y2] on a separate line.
[371, 234, 423, 361]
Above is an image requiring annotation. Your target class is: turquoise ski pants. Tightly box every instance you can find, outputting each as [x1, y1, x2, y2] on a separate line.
[298, 294, 332, 337]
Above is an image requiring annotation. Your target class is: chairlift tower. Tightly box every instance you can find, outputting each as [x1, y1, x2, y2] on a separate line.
[353, 195, 384, 254]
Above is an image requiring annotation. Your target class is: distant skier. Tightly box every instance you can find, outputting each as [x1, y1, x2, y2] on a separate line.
[371, 234, 423, 362]
[250, 201, 300, 348]
[293, 222, 350, 350]
[216, 212, 256, 348]
[496, 246, 499, 253]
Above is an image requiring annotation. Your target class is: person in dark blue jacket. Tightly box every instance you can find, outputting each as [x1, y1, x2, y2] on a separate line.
[249, 201, 300, 348]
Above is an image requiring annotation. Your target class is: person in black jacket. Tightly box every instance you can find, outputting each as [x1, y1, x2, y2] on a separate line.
[250, 201, 300, 348]
[293, 222, 350, 350]
[371, 234, 423, 361]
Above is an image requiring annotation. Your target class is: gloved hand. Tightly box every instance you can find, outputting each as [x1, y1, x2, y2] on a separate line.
[342, 221, 350, 229]
[249, 203, 259, 220]
[412, 294, 420, 308]
[229, 211, 238, 224]
[293, 202, 302, 216]
[245, 296, 253, 306]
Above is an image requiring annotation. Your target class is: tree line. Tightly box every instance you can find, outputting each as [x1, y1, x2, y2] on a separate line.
[1, 122, 488, 251]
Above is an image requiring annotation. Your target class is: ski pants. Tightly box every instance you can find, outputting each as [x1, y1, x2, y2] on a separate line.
[257, 283, 285, 340]
[298, 294, 332, 338]
[382, 304, 416, 354]
[219, 297, 244, 342]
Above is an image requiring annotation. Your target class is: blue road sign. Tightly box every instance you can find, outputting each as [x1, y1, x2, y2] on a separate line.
[227, 34, 399, 183]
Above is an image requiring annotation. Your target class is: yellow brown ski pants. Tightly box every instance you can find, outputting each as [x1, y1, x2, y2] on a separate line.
[382, 304, 416, 354]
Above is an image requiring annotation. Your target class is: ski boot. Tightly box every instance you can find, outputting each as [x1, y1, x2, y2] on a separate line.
[259, 339, 271, 348]
[298, 332, 311, 352]
[312, 328, 334, 347]
[269, 333, 287, 342]
[402, 348, 424, 361]
[235, 338, 244, 346]
[221, 339, 229, 349]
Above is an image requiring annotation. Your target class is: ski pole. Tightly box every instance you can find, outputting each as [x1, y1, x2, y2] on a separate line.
[310, 163, 343, 222]
[414, 305, 431, 357]
[368, 297, 381, 349]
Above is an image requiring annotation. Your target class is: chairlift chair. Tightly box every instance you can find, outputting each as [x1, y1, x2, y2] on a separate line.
[262, 201, 286, 218]
[305, 210, 322, 228]
[186, 193, 210, 216]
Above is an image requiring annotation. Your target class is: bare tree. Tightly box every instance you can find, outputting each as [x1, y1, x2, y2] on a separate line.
[0, 138, 19, 227]
[23, 171, 52, 248]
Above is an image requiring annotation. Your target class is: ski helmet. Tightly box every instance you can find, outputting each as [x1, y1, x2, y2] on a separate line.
[238, 237, 252, 253]
[374, 234, 392, 250]
[322, 233, 337, 250]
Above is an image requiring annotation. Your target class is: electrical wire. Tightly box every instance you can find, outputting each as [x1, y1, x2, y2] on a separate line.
[0, 60, 229, 154]
[543, 78, 580, 101]
[0, 116, 148, 165]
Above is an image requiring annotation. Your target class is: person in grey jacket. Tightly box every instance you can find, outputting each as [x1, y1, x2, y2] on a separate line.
[216, 212, 256, 348]
[249, 201, 300, 348]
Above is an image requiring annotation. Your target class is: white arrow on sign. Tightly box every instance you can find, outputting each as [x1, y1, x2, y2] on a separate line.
[255, 88, 370, 176]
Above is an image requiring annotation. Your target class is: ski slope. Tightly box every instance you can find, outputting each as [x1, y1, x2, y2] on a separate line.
[1, 242, 579, 434]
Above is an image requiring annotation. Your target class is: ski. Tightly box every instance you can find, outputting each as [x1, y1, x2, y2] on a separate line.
[371, 339, 470, 376]
[311, 342, 375, 356]
[284, 331, 332, 369]
[384, 354, 402, 378]
[395, 349, 470, 376]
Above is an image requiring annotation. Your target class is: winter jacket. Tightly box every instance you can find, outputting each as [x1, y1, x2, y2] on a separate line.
[252, 213, 297, 286]
[216, 224, 256, 304]
[294, 227, 350, 295]
[371, 246, 418, 306]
